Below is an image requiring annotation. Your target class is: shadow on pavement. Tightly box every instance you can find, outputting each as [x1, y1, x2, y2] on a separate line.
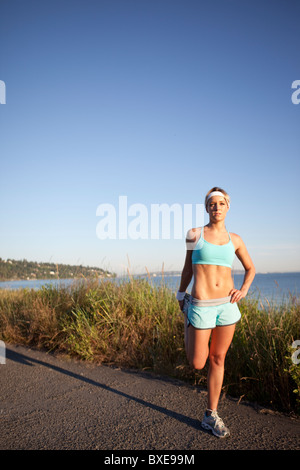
[6, 347, 202, 432]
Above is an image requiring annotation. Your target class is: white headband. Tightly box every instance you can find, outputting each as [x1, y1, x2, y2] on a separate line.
[206, 191, 230, 208]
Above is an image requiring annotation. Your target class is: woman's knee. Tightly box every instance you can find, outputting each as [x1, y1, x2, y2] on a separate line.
[187, 325, 210, 370]
[209, 352, 226, 368]
[188, 354, 208, 370]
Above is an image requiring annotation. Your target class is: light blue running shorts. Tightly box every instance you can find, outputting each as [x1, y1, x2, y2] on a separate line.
[187, 296, 241, 329]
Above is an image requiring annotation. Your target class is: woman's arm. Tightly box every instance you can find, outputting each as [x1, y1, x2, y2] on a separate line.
[178, 250, 193, 293]
[177, 229, 195, 309]
[230, 234, 256, 303]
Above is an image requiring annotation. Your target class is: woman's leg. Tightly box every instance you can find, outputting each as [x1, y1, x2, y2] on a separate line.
[207, 324, 236, 411]
[186, 324, 212, 370]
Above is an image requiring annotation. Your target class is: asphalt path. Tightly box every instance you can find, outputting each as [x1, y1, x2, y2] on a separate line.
[0, 344, 299, 451]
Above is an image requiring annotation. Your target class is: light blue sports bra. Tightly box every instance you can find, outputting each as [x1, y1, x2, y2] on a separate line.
[191, 227, 235, 268]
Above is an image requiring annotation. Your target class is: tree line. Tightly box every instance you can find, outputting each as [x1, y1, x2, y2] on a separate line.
[0, 258, 114, 281]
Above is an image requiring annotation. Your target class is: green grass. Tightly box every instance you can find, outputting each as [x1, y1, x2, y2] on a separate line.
[0, 277, 299, 414]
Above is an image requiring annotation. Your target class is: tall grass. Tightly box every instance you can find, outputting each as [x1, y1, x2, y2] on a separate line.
[0, 277, 299, 414]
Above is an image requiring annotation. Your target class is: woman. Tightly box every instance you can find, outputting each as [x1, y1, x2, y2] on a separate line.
[177, 187, 255, 438]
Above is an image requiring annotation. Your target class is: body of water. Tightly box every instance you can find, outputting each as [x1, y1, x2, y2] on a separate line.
[0, 272, 299, 305]
[153, 272, 300, 305]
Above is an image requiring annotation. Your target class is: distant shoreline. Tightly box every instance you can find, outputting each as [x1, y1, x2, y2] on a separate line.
[1, 257, 299, 282]
[1, 270, 300, 283]
[118, 270, 300, 278]
[0, 257, 115, 282]
[0, 273, 114, 283]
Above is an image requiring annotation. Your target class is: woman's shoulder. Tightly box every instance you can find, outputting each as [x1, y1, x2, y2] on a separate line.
[229, 232, 244, 247]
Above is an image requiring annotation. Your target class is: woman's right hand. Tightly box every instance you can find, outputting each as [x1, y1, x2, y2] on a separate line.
[178, 300, 184, 311]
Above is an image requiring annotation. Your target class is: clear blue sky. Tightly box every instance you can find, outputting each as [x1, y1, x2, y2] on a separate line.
[0, 0, 299, 275]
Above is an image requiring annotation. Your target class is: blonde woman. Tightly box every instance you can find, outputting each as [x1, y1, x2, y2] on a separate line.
[177, 187, 255, 438]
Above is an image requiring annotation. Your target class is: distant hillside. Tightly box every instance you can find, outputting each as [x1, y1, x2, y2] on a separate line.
[0, 258, 115, 281]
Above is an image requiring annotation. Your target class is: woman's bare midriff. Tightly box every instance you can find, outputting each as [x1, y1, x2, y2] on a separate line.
[191, 264, 234, 300]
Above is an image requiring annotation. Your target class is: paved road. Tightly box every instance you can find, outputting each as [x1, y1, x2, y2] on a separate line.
[0, 344, 299, 451]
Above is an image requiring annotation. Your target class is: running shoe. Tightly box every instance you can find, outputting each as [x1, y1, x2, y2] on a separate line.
[201, 410, 230, 438]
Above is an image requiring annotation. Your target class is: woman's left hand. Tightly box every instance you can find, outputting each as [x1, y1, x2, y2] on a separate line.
[229, 288, 247, 303]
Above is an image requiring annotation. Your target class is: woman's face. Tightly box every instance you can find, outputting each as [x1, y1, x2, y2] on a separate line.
[207, 196, 229, 220]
